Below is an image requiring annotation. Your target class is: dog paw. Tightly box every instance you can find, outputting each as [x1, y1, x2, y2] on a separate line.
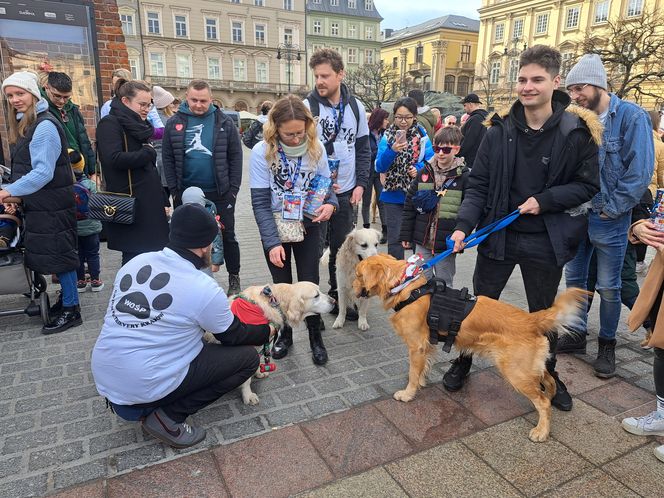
[528, 426, 549, 442]
[243, 392, 260, 405]
[332, 317, 345, 329]
[393, 390, 415, 402]
[358, 319, 369, 331]
[254, 370, 269, 379]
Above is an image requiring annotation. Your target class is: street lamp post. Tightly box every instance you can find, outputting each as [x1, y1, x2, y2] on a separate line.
[276, 43, 302, 94]
[504, 38, 528, 102]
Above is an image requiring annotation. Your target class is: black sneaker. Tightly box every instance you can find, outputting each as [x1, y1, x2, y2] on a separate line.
[228, 274, 241, 296]
[42, 308, 82, 335]
[442, 355, 472, 391]
[556, 333, 587, 354]
[142, 408, 206, 449]
[593, 338, 616, 378]
[550, 372, 573, 411]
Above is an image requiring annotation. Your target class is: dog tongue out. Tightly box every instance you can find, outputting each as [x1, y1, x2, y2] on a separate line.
[231, 298, 270, 325]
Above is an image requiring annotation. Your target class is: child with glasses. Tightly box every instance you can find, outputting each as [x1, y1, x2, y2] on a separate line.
[400, 126, 469, 285]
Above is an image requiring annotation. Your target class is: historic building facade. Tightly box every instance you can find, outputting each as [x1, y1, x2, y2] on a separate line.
[380, 15, 480, 96]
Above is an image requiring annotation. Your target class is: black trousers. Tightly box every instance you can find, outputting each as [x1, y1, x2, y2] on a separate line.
[318, 192, 354, 291]
[647, 283, 664, 399]
[206, 191, 241, 276]
[121, 252, 140, 266]
[472, 230, 564, 359]
[135, 343, 259, 422]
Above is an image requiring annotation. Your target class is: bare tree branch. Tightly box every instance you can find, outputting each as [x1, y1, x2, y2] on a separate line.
[344, 62, 406, 109]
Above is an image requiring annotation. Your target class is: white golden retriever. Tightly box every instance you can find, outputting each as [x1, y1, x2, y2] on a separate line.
[322, 228, 381, 331]
[205, 282, 334, 405]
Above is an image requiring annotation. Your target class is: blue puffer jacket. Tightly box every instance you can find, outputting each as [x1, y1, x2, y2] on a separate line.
[592, 93, 654, 218]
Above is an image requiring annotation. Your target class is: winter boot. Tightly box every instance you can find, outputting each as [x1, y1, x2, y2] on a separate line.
[42, 306, 82, 335]
[228, 274, 241, 296]
[546, 358, 573, 411]
[380, 225, 388, 244]
[593, 337, 617, 378]
[442, 354, 473, 391]
[307, 315, 328, 365]
[272, 325, 293, 359]
[556, 332, 587, 354]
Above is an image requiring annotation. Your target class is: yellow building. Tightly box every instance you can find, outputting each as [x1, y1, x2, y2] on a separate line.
[475, 0, 664, 110]
[381, 15, 480, 97]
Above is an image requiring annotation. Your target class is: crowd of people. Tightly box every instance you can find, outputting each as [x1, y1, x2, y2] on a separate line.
[1, 45, 664, 458]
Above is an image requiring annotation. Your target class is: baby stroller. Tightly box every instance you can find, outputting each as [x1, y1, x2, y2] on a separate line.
[0, 193, 50, 326]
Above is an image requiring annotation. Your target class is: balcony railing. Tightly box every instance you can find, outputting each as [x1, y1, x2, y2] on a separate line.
[408, 61, 431, 73]
[145, 75, 308, 94]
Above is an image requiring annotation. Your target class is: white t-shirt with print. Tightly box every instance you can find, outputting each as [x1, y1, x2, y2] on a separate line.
[249, 140, 330, 212]
[91, 248, 235, 405]
[304, 97, 369, 194]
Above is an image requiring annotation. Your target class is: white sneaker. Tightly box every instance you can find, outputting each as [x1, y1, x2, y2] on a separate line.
[655, 445, 664, 463]
[636, 261, 649, 275]
[622, 410, 664, 436]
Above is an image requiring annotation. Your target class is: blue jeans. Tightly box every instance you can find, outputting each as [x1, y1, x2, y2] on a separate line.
[57, 270, 79, 307]
[564, 211, 631, 339]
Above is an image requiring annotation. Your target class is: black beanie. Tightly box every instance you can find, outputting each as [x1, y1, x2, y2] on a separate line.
[169, 204, 218, 248]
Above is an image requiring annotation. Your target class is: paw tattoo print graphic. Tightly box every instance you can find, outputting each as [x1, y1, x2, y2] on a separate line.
[116, 265, 173, 319]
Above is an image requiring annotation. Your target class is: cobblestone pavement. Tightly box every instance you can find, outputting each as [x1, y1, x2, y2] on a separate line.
[0, 154, 659, 497]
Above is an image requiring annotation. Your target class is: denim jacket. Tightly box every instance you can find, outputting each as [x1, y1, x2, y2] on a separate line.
[592, 93, 654, 218]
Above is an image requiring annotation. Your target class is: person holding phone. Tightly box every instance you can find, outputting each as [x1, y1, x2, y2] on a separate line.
[375, 97, 434, 259]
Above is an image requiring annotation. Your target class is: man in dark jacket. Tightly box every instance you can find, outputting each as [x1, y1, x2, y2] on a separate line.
[162, 80, 243, 295]
[42, 72, 96, 176]
[445, 45, 601, 412]
[408, 89, 437, 142]
[458, 93, 488, 169]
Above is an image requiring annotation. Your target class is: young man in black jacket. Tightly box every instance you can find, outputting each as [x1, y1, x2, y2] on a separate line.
[446, 45, 601, 411]
[458, 93, 488, 169]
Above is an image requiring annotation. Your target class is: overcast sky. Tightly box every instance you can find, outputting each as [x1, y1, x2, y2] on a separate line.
[376, 0, 483, 30]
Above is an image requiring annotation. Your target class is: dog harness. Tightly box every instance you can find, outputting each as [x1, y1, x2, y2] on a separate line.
[393, 278, 477, 353]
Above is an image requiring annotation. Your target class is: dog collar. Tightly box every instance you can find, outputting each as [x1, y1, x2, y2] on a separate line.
[261, 286, 288, 326]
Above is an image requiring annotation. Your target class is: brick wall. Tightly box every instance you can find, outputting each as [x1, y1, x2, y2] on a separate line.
[92, 0, 129, 102]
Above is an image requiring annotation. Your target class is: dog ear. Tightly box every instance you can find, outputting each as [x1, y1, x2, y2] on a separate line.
[286, 296, 306, 324]
[358, 258, 389, 295]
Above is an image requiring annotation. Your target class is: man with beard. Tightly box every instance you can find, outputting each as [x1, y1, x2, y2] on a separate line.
[301, 48, 371, 323]
[92, 204, 274, 449]
[458, 93, 489, 169]
[445, 45, 601, 412]
[559, 54, 654, 378]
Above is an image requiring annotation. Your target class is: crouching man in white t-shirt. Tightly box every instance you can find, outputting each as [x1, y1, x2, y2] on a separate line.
[92, 204, 274, 449]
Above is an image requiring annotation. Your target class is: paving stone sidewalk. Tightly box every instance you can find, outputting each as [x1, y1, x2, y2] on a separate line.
[0, 155, 661, 497]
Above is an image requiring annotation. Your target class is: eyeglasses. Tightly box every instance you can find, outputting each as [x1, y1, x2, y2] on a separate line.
[434, 145, 458, 154]
[394, 114, 414, 121]
[567, 84, 589, 96]
[280, 131, 306, 139]
[47, 87, 72, 103]
[135, 101, 154, 110]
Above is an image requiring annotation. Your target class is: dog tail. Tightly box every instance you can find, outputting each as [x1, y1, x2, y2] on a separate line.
[320, 247, 330, 266]
[531, 288, 590, 337]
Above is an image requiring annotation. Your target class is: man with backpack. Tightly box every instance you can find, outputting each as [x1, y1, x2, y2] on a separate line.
[304, 48, 371, 320]
[242, 101, 272, 149]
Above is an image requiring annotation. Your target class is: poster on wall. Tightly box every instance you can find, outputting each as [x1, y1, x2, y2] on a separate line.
[0, 0, 102, 164]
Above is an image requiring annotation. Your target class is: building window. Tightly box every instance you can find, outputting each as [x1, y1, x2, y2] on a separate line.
[331, 23, 339, 36]
[348, 48, 357, 64]
[121, 13, 134, 36]
[128, 57, 140, 79]
[149, 52, 165, 76]
[177, 53, 192, 78]
[208, 57, 221, 80]
[513, 19, 524, 39]
[565, 7, 580, 29]
[561, 52, 574, 77]
[175, 15, 187, 38]
[330, 0, 338, 6]
[535, 13, 548, 34]
[365, 0, 374, 10]
[508, 58, 519, 82]
[461, 44, 471, 62]
[313, 21, 321, 34]
[254, 0, 264, 5]
[348, 24, 357, 38]
[233, 59, 246, 80]
[457, 76, 470, 96]
[255, 24, 265, 45]
[495, 23, 504, 42]
[392, 57, 398, 69]
[627, 0, 643, 17]
[147, 11, 160, 35]
[284, 28, 293, 45]
[415, 44, 423, 63]
[313, 0, 321, 3]
[490, 60, 501, 84]
[365, 49, 374, 64]
[256, 61, 268, 83]
[594, 1, 609, 23]
[365, 26, 373, 40]
[348, 0, 356, 7]
[444, 75, 455, 93]
[232, 21, 243, 43]
[284, 0, 293, 10]
[230, 0, 240, 3]
[205, 18, 218, 41]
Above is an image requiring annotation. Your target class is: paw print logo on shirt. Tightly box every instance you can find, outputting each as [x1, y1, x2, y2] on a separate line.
[116, 265, 173, 319]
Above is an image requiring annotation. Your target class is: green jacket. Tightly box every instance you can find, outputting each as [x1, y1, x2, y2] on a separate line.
[41, 88, 96, 176]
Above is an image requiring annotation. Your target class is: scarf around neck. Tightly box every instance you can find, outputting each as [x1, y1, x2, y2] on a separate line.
[279, 139, 309, 157]
[383, 123, 422, 192]
[109, 97, 154, 142]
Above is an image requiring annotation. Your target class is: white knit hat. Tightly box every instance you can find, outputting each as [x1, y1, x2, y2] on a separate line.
[2, 71, 41, 100]
[152, 85, 174, 109]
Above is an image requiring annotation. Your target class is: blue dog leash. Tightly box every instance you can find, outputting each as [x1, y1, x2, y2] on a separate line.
[391, 209, 521, 293]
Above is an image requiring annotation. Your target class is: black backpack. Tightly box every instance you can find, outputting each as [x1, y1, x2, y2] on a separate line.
[242, 119, 264, 149]
[306, 95, 361, 156]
